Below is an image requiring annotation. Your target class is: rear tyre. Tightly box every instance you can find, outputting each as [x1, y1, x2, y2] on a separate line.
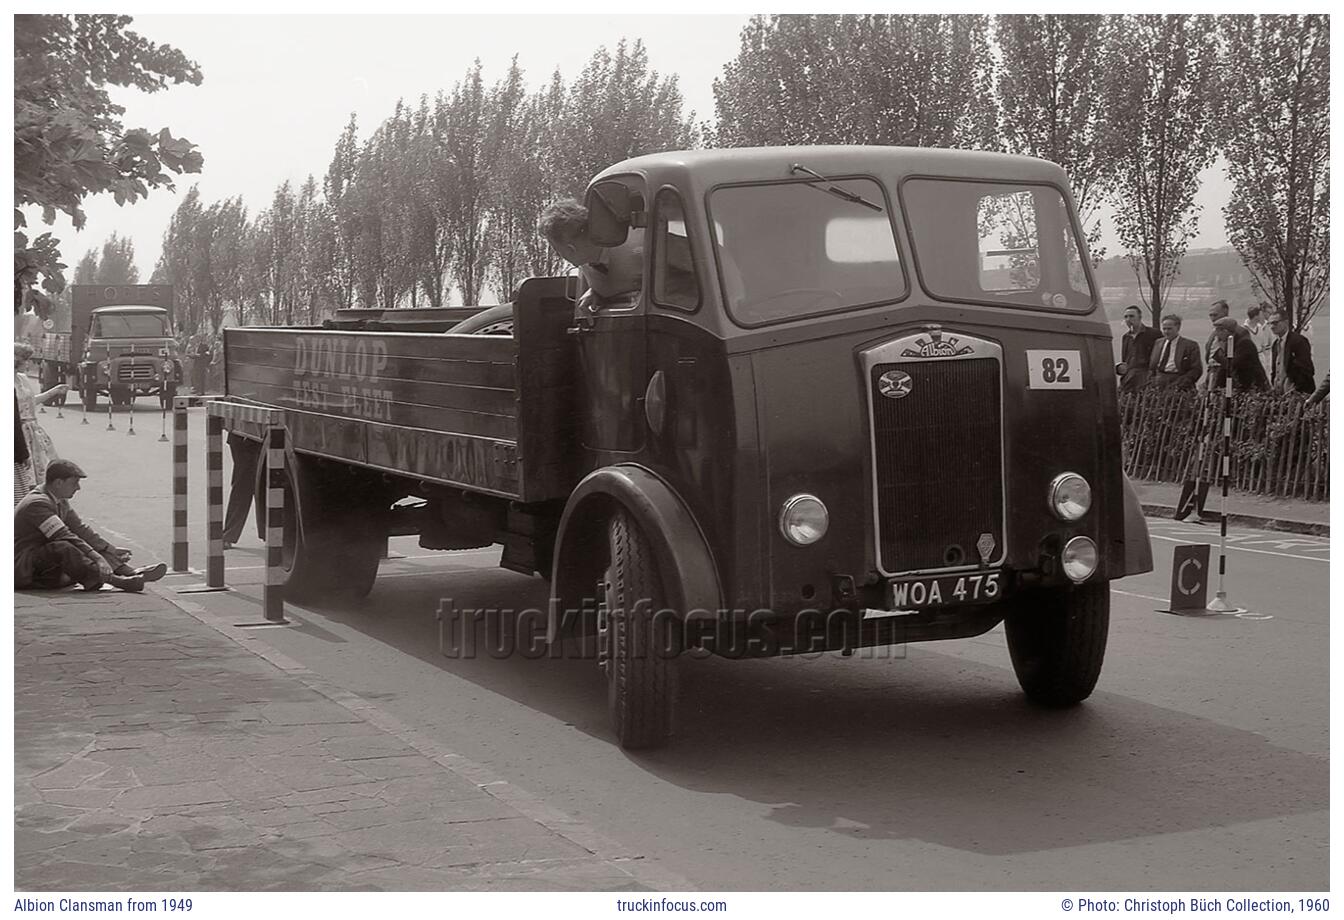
[446, 304, 514, 336]
[263, 452, 384, 603]
[600, 509, 677, 750]
[1005, 581, 1110, 707]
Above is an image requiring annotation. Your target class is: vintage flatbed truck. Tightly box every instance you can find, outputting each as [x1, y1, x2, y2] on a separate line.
[223, 145, 1153, 749]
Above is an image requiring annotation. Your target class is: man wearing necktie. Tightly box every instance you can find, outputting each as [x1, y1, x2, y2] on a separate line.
[1147, 315, 1201, 389]
[1269, 310, 1316, 395]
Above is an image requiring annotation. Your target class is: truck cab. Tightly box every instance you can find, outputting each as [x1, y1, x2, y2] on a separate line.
[547, 146, 1152, 742]
[71, 286, 182, 410]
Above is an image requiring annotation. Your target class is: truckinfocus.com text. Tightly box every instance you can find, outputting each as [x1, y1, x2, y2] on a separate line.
[615, 898, 728, 912]
[435, 600, 912, 660]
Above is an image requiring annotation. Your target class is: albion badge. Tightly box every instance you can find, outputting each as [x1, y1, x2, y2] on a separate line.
[877, 369, 913, 399]
[976, 532, 996, 564]
[900, 329, 976, 359]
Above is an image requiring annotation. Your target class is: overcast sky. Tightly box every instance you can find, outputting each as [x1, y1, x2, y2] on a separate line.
[39, 13, 1234, 286]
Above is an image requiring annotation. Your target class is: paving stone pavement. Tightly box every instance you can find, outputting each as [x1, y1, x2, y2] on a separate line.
[13, 586, 684, 892]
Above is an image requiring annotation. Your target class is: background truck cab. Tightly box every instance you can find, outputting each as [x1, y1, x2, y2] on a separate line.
[35, 284, 183, 411]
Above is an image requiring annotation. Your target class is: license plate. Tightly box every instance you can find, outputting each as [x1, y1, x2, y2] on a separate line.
[888, 571, 1004, 609]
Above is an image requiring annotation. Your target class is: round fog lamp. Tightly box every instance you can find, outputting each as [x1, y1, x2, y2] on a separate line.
[1049, 472, 1091, 521]
[1061, 536, 1098, 583]
[779, 494, 829, 546]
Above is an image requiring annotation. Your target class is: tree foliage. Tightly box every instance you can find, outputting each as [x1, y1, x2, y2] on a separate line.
[711, 15, 998, 149]
[1220, 14, 1330, 330]
[150, 42, 697, 316]
[14, 14, 203, 315]
[996, 15, 1113, 260]
[1102, 14, 1223, 324]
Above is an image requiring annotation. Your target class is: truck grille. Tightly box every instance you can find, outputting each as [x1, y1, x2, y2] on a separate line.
[870, 357, 1003, 573]
[117, 363, 156, 381]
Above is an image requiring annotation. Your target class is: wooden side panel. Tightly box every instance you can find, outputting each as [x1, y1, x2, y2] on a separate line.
[225, 329, 518, 440]
[223, 306, 578, 502]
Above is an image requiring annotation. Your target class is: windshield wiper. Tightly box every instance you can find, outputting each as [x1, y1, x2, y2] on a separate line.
[790, 164, 883, 212]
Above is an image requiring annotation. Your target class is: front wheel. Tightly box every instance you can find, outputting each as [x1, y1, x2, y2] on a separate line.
[1004, 581, 1110, 707]
[601, 509, 678, 749]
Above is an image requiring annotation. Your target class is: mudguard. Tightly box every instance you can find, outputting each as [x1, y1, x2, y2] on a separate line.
[548, 464, 723, 643]
[1120, 473, 1154, 576]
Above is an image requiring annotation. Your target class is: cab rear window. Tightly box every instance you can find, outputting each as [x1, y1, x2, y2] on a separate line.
[901, 178, 1095, 312]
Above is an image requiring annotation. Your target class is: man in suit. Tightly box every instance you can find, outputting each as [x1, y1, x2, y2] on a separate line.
[1148, 315, 1202, 389]
[1201, 299, 1231, 390]
[1268, 310, 1316, 395]
[1210, 316, 1269, 392]
[1115, 304, 1161, 393]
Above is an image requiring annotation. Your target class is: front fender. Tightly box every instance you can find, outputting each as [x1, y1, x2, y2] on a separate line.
[548, 464, 723, 643]
[1119, 473, 1154, 576]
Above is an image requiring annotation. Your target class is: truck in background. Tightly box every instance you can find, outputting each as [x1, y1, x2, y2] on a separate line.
[34, 284, 183, 410]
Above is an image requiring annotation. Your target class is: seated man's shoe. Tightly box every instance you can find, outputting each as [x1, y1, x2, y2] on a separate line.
[134, 562, 168, 583]
[106, 573, 145, 593]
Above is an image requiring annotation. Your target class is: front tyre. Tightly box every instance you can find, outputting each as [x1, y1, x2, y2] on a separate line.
[1005, 581, 1109, 707]
[601, 509, 677, 750]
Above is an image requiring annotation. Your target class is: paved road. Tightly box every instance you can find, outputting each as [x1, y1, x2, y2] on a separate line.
[35, 402, 1329, 890]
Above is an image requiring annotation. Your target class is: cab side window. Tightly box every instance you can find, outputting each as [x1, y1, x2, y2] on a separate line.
[652, 189, 700, 312]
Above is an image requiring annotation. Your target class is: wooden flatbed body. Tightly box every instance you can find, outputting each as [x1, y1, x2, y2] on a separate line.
[222, 278, 577, 503]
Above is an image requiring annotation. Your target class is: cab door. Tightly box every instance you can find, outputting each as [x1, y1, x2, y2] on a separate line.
[575, 175, 649, 456]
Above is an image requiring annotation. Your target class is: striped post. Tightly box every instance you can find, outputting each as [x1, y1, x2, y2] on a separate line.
[172, 397, 190, 572]
[264, 426, 287, 622]
[205, 413, 225, 588]
[127, 392, 137, 436]
[80, 365, 90, 425]
[1206, 374, 1240, 612]
[106, 400, 114, 431]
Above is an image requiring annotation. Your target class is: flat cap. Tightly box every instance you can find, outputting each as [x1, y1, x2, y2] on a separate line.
[45, 459, 88, 480]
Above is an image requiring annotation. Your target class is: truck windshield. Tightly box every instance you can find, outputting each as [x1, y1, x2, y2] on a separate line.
[708, 177, 905, 326]
[901, 178, 1095, 311]
[92, 312, 169, 337]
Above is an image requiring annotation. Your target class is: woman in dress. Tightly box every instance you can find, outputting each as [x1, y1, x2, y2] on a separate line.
[14, 342, 67, 503]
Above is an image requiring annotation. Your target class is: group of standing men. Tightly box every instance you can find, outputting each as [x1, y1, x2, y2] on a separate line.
[1116, 299, 1317, 397]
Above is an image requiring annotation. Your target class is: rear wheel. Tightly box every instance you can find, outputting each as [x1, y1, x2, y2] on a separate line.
[262, 452, 385, 603]
[600, 509, 677, 749]
[1005, 581, 1110, 707]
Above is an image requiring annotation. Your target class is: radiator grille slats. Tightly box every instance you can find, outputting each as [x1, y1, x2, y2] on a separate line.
[117, 363, 156, 381]
[871, 358, 1003, 572]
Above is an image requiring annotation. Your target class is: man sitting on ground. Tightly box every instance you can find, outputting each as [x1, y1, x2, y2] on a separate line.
[14, 459, 167, 593]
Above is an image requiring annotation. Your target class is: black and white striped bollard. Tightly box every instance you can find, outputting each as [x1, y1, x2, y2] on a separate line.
[172, 397, 190, 572]
[1206, 373, 1242, 613]
[205, 412, 225, 589]
[264, 426, 287, 622]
